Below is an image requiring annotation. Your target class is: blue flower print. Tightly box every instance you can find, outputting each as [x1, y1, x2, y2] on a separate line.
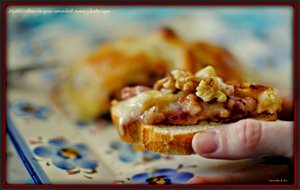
[75, 121, 89, 129]
[33, 138, 98, 171]
[109, 141, 161, 163]
[12, 101, 49, 120]
[131, 168, 194, 184]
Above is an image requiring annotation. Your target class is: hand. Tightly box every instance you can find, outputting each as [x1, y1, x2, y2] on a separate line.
[192, 119, 293, 159]
[188, 90, 294, 184]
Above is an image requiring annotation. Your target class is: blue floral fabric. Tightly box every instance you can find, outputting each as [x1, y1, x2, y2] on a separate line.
[33, 138, 98, 171]
[12, 101, 49, 120]
[110, 141, 161, 163]
[131, 168, 194, 184]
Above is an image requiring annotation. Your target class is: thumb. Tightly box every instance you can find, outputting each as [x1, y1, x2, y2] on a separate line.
[192, 119, 293, 159]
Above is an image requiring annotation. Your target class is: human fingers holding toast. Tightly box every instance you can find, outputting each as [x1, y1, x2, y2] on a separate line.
[111, 65, 293, 184]
[192, 117, 293, 159]
[189, 90, 294, 184]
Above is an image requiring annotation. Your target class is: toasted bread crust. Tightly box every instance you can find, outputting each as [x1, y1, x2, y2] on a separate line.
[142, 125, 200, 154]
[111, 107, 220, 155]
[112, 105, 280, 155]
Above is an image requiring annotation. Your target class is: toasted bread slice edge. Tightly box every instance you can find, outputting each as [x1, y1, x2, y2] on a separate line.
[111, 106, 220, 155]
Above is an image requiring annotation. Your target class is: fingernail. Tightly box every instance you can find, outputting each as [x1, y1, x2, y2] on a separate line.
[192, 131, 218, 155]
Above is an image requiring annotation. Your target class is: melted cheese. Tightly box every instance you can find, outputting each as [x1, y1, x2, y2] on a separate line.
[113, 90, 179, 135]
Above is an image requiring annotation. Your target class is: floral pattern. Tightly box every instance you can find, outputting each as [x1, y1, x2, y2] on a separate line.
[75, 121, 89, 129]
[75, 120, 112, 134]
[12, 101, 49, 120]
[109, 141, 161, 163]
[33, 137, 98, 171]
[131, 168, 194, 184]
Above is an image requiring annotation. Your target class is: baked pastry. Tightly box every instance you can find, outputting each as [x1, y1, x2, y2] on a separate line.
[55, 28, 245, 121]
[111, 66, 282, 154]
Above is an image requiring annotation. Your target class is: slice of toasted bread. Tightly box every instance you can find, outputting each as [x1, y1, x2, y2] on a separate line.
[110, 66, 282, 155]
[111, 111, 220, 155]
[111, 107, 278, 155]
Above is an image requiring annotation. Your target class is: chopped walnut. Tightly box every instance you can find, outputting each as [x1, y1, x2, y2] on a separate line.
[154, 67, 234, 102]
[215, 91, 227, 102]
[256, 89, 282, 114]
[195, 80, 215, 102]
[196, 78, 228, 102]
[195, 65, 217, 80]
[196, 76, 235, 102]
[171, 69, 194, 81]
[209, 77, 234, 96]
[154, 77, 176, 93]
[170, 70, 199, 93]
[154, 69, 200, 93]
[162, 79, 175, 90]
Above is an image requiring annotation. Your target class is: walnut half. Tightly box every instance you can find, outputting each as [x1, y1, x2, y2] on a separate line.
[170, 70, 199, 93]
[196, 77, 228, 102]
